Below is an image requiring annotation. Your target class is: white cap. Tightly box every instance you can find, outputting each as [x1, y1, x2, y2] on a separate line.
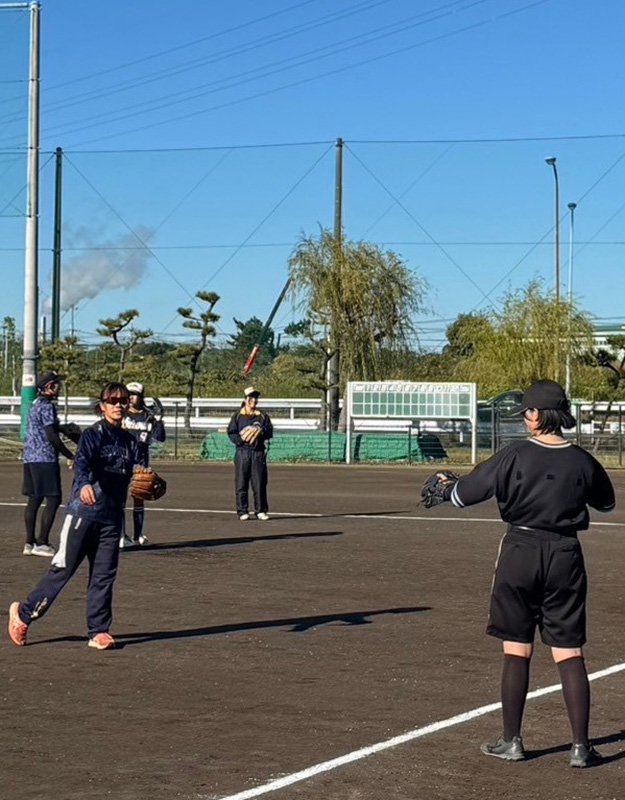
[127, 382, 144, 395]
[244, 386, 260, 397]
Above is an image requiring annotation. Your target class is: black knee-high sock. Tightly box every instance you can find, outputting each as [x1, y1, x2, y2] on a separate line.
[133, 506, 145, 541]
[558, 656, 590, 746]
[24, 496, 43, 545]
[501, 654, 531, 740]
[38, 496, 61, 545]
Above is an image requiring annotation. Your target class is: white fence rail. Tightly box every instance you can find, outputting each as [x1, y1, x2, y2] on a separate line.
[1, 397, 624, 436]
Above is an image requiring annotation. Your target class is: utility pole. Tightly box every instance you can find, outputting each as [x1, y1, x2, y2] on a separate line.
[20, 1, 40, 438]
[51, 146, 62, 341]
[327, 136, 343, 430]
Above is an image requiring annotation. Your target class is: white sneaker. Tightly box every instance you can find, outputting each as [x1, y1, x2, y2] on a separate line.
[137, 534, 149, 546]
[256, 512, 269, 521]
[119, 536, 136, 549]
[239, 513, 250, 521]
[32, 544, 56, 557]
[22, 543, 34, 556]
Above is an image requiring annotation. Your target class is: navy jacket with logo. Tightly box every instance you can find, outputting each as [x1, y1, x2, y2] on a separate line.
[66, 419, 139, 524]
[227, 407, 273, 452]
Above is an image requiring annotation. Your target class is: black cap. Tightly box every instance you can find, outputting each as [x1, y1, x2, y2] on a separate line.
[36, 370, 66, 390]
[510, 379, 569, 416]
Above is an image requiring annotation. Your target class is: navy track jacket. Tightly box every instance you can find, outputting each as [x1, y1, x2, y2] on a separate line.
[66, 419, 139, 524]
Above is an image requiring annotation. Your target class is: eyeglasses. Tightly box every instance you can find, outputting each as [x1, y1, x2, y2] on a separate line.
[103, 397, 129, 407]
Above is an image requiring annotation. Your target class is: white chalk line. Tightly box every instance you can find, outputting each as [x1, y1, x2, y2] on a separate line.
[0, 501, 622, 527]
[206, 662, 625, 800]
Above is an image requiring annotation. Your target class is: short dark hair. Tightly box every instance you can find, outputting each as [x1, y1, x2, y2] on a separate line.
[534, 407, 577, 435]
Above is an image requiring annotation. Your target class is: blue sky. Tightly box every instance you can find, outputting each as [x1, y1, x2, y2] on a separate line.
[1, 0, 624, 350]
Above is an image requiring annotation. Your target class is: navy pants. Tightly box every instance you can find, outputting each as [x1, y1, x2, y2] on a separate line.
[234, 447, 268, 515]
[19, 513, 121, 637]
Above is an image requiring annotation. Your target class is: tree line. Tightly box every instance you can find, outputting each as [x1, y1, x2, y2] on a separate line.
[1, 229, 622, 423]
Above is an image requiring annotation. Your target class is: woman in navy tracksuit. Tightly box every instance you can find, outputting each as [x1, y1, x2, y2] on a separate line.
[8, 382, 139, 651]
[227, 386, 273, 520]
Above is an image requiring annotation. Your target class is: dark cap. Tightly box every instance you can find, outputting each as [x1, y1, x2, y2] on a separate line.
[36, 370, 66, 390]
[510, 379, 569, 416]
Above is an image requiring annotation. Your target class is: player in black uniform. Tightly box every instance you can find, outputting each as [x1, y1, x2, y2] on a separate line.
[427, 380, 615, 768]
[121, 382, 166, 547]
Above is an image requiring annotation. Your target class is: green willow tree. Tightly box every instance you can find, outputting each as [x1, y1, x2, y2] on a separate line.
[449, 281, 594, 397]
[288, 228, 427, 427]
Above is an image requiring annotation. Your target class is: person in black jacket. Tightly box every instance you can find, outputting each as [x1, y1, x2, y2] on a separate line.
[227, 387, 273, 521]
[8, 382, 140, 651]
[428, 380, 615, 768]
[21, 370, 81, 557]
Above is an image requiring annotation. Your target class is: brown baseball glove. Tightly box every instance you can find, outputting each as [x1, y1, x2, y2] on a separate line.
[130, 465, 167, 501]
[239, 424, 262, 444]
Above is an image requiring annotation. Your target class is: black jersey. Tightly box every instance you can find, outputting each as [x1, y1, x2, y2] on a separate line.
[451, 438, 615, 533]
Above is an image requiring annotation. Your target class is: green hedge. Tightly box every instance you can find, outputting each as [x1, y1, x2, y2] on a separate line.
[200, 430, 448, 463]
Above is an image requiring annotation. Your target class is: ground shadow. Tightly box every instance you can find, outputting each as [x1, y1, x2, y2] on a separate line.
[525, 728, 625, 766]
[33, 605, 431, 648]
[126, 530, 343, 552]
[114, 605, 431, 646]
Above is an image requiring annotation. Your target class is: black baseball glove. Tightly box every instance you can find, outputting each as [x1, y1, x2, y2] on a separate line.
[147, 397, 165, 422]
[419, 471, 460, 509]
[59, 422, 82, 444]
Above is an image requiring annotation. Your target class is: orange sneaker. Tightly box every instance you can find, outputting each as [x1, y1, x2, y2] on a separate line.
[8, 602, 28, 646]
[88, 632, 115, 650]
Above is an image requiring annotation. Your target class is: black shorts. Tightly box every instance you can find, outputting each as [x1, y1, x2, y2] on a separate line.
[22, 462, 62, 498]
[486, 528, 587, 648]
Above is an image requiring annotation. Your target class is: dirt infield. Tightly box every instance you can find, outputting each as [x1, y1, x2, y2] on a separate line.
[1, 461, 624, 800]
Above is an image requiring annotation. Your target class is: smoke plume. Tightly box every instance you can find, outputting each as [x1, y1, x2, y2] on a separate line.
[44, 226, 153, 312]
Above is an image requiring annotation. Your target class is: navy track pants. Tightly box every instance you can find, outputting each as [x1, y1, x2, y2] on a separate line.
[19, 513, 121, 637]
[234, 447, 268, 515]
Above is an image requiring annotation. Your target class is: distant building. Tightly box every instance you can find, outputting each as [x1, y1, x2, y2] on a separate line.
[592, 323, 625, 357]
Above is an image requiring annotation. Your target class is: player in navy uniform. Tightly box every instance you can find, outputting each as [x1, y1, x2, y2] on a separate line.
[8, 382, 140, 650]
[120, 381, 166, 547]
[427, 380, 615, 767]
[21, 370, 81, 557]
[227, 387, 273, 520]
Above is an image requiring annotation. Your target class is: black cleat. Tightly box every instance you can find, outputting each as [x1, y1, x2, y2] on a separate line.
[480, 735, 525, 761]
[570, 743, 602, 768]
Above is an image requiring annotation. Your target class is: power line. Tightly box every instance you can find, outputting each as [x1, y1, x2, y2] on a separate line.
[45, 0, 324, 93]
[157, 143, 334, 335]
[31, 0, 397, 122]
[346, 143, 497, 307]
[51, 0, 554, 149]
[29, 0, 486, 142]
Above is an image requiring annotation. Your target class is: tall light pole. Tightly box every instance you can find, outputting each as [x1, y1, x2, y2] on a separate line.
[565, 202, 577, 397]
[545, 157, 560, 301]
[20, 1, 41, 438]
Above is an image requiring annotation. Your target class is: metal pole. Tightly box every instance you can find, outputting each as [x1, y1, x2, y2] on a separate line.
[327, 136, 343, 431]
[51, 146, 62, 342]
[174, 402, 179, 460]
[565, 202, 577, 397]
[20, 1, 40, 439]
[545, 157, 560, 301]
[619, 405, 623, 467]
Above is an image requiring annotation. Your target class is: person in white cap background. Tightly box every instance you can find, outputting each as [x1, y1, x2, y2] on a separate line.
[227, 387, 273, 520]
[21, 370, 81, 557]
[120, 381, 166, 546]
